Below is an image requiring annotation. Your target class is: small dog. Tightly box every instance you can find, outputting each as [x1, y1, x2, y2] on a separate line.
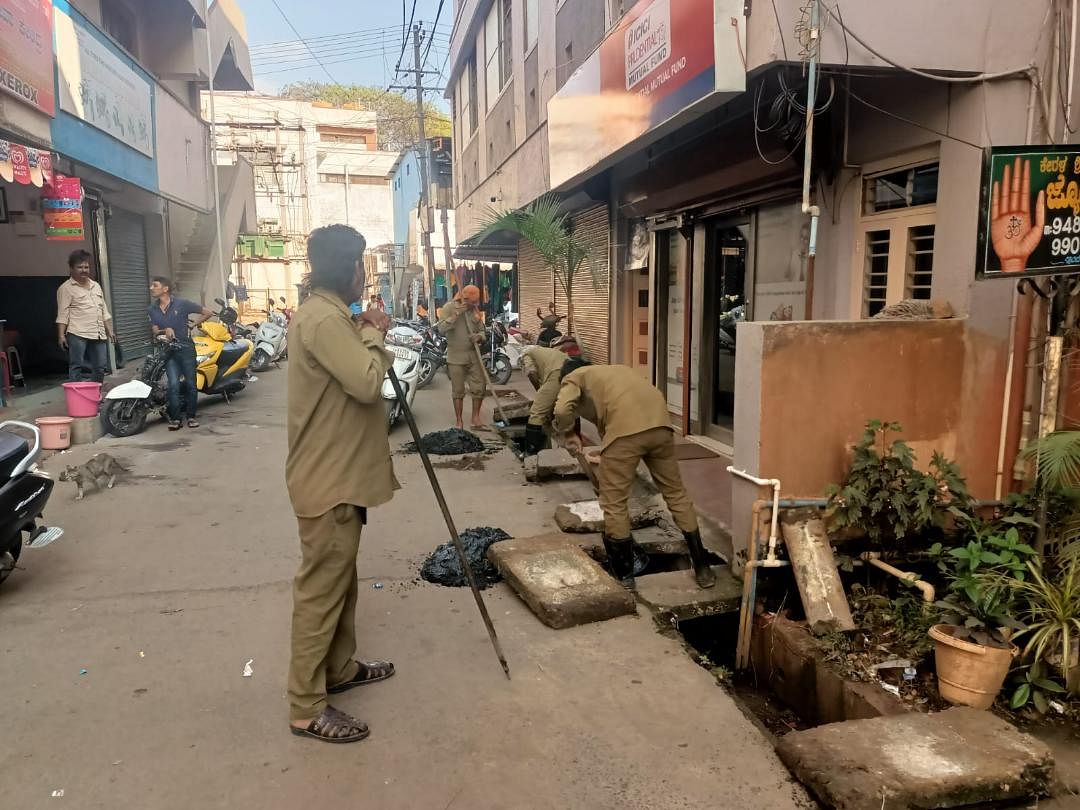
[59, 453, 129, 500]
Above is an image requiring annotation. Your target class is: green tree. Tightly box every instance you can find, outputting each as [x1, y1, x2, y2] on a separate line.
[279, 82, 450, 151]
[478, 194, 597, 336]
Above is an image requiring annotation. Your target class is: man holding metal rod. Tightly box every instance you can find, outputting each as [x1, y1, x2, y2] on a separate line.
[285, 225, 397, 744]
[436, 284, 487, 430]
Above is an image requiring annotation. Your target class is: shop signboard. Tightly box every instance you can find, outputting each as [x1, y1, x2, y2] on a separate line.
[976, 144, 1080, 278]
[54, 4, 153, 157]
[548, 0, 746, 189]
[0, 138, 54, 185]
[42, 173, 84, 240]
[0, 0, 55, 116]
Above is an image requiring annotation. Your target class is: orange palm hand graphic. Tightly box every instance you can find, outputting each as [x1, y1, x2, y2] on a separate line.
[991, 156, 1046, 273]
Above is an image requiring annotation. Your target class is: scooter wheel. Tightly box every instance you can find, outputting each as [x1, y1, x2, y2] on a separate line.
[250, 348, 270, 372]
[101, 399, 149, 437]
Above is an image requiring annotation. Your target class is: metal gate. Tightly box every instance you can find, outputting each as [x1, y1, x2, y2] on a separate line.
[518, 238, 555, 342]
[554, 204, 610, 363]
[105, 208, 152, 359]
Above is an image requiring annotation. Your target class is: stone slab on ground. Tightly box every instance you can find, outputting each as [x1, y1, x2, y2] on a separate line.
[578, 525, 689, 560]
[776, 707, 1055, 810]
[492, 388, 533, 421]
[634, 567, 743, 621]
[554, 499, 664, 533]
[524, 448, 587, 482]
[487, 533, 636, 629]
[71, 415, 103, 445]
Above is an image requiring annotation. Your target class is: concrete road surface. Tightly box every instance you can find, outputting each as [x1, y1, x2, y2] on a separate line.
[1, 365, 811, 810]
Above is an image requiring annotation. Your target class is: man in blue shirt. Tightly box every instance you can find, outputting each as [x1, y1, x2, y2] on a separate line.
[147, 276, 212, 430]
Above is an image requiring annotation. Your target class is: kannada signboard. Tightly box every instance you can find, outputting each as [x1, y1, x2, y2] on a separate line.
[54, 5, 153, 157]
[42, 173, 84, 240]
[977, 144, 1080, 278]
[547, 0, 746, 189]
[0, 0, 56, 116]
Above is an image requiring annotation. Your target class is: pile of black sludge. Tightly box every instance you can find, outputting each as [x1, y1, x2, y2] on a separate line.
[420, 527, 512, 588]
[403, 428, 486, 456]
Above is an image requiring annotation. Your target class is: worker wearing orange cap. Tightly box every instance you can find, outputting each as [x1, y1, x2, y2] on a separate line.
[436, 284, 486, 429]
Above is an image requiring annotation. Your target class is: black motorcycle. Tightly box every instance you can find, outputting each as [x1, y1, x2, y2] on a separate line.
[0, 421, 63, 586]
[485, 321, 513, 386]
[416, 328, 447, 390]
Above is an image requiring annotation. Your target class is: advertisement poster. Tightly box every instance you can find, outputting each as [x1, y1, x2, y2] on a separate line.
[548, 0, 746, 188]
[42, 173, 84, 240]
[55, 6, 153, 156]
[977, 144, 1080, 278]
[0, 0, 55, 116]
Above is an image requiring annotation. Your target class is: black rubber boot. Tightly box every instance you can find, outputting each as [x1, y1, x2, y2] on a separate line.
[523, 423, 547, 455]
[602, 535, 650, 588]
[683, 529, 717, 589]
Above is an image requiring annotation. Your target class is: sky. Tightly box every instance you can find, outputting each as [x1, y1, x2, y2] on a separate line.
[235, 0, 453, 109]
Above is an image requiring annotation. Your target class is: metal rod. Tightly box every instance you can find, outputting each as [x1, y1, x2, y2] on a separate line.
[386, 367, 511, 679]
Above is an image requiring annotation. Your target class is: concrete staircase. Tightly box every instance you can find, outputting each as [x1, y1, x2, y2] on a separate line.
[174, 159, 254, 303]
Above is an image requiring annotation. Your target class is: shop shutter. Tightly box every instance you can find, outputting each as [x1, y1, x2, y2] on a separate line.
[555, 204, 610, 363]
[517, 238, 555, 342]
[105, 208, 152, 360]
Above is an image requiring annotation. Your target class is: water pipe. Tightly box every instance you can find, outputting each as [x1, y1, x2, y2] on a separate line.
[860, 552, 935, 604]
[728, 467, 782, 563]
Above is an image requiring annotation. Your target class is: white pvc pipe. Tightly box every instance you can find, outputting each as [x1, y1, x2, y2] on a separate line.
[861, 552, 935, 603]
[727, 466, 782, 561]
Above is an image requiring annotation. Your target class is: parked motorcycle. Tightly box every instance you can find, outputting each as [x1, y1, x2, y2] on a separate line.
[484, 322, 513, 385]
[101, 300, 254, 436]
[382, 343, 421, 428]
[492, 314, 525, 369]
[250, 310, 288, 372]
[414, 328, 447, 390]
[1, 420, 63, 586]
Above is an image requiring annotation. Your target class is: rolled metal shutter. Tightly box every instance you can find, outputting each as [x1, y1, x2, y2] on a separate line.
[517, 238, 555, 341]
[105, 208, 152, 359]
[555, 204, 610, 363]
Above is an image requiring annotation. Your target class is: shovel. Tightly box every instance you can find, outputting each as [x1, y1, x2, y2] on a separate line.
[386, 367, 511, 680]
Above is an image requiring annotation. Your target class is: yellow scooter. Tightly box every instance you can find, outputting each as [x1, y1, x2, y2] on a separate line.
[192, 299, 254, 395]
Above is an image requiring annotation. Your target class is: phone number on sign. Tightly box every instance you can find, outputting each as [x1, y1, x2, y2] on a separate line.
[1046, 216, 1080, 260]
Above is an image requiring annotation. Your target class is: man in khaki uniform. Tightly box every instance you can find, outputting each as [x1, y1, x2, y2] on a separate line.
[285, 225, 398, 744]
[554, 361, 717, 590]
[436, 284, 486, 429]
[521, 344, 573, 454]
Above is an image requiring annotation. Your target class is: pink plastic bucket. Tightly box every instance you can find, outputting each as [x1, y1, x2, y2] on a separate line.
[62, 381, 102, 417]
[36, 416, 73, 450]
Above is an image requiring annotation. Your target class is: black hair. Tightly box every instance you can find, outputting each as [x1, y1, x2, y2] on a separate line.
[68, 249, 92, 268]
[150, 276, 173, 293]
[307, 224, 366, 300]
[559, 357, 591, 381]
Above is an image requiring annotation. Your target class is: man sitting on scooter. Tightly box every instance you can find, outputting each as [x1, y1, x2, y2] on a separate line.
[147, 277, 213, 431]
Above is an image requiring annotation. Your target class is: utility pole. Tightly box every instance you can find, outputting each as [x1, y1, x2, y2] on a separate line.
[412, 24, 438, 304]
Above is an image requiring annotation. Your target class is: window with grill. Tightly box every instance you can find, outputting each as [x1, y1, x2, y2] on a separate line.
[863, 230, 890, 317]
[864, 163, 939, 214]
[906, 225, 935, 300]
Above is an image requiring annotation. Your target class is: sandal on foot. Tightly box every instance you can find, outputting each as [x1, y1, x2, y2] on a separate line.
[328, 659, 395, 693]
[167, 421, 182, 431]
[187, 419, 199, 428]
[290, 706, 370, 744]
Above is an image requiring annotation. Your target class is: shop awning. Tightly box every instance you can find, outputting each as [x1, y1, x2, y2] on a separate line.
[453, 229, 518, 263]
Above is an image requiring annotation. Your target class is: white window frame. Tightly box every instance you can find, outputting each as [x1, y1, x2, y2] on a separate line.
[457, 55, 477, 139]
[605, 0, 627, 30]
[525, 0, 539, 53]
[485, 0, 512, 111]
[852, 154, 940, 318]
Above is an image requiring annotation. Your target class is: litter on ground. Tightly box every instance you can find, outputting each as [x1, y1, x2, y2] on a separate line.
[420, 527, 511, 588]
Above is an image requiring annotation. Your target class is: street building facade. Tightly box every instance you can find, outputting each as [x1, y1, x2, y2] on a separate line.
[0, 0, 254, 394]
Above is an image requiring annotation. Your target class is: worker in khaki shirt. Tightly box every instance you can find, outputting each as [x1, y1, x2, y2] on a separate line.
[520, 344, 574, 454]
[554, 361, 717, 590]
[285, 225, 397, 744]
[56, 249, 116, 382]
[436, 284, 486, 429]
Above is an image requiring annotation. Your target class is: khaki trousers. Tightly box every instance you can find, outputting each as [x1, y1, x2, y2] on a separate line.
[598, 427, 699, 538]
[448, 357, 486, 399]
[288, 503, 363, 722]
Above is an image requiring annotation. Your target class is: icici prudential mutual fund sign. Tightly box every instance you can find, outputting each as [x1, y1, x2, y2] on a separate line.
[625, 0, 670, 91]
[547, 0, 746, 189]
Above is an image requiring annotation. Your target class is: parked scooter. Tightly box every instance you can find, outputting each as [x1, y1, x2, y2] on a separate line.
[0, 420, 63, 586]
[415, 328, 447, 390]
[101, 300, 254, 436]
[382, 343, 421, 428]
[249, 310, 288, 372]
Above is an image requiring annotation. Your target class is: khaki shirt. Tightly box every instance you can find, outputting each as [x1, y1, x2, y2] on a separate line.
[523, 346, 567, 427]
[286, 289, 398, 518]
[436, 299, 483, 364]
[554, 364, 673, 451]
[56, 278, 111, 339]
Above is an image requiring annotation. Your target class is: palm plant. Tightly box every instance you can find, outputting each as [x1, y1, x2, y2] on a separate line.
[477, 194, 598, 336]
[1022, 430, 1080, 554]
[1010, 556, 1080, 691]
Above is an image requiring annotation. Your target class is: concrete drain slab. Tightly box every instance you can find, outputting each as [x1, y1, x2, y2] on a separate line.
[487, 533, 635, 629]
[635, 568, 743, 622]
[554, 499, 664, 533]
[776, 706, 1054, 809]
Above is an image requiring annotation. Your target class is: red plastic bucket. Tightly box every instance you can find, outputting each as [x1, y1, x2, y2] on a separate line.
[62, 381, 102, 417]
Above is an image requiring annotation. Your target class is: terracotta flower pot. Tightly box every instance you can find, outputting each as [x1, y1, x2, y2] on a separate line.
[930, 624, 1017, 710]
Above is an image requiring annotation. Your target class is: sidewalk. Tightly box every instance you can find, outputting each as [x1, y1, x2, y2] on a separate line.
[0, 367, 810, 809]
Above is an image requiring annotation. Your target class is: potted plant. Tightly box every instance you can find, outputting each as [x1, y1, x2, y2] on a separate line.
[1009, 555, 1080, 693]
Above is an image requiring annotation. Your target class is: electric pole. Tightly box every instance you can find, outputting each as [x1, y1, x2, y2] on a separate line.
[412, 23, 438, 305]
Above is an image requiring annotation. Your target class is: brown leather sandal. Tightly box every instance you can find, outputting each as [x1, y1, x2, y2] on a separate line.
[327, 659, 395, 694]
[289, 706, 369, 743]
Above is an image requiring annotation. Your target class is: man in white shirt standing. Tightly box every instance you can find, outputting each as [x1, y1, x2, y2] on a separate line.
[56, 249, 115, 383]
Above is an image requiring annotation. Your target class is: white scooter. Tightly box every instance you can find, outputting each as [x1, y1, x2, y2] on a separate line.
[249, 311, 288, 372]
[382, 343, 421, 428]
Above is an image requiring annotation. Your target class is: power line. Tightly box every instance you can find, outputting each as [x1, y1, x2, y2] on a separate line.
[269, 0, 340, 84]
[251, 28, 449, 56]
[396, 0, 419, 72]
[254, 42, 411, 67]
[252, 26, 398, 51]
[421, 0, 447, 70]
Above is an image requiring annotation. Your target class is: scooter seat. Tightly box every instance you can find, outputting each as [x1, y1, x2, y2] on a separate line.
[0, 430, 29, 481]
